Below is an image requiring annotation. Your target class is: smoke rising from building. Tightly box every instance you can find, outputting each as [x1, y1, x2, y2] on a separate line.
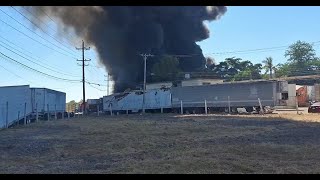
[24, 6, 227, 92]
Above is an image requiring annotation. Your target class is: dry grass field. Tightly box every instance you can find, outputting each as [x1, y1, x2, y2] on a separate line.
[1, 113, 320, 174]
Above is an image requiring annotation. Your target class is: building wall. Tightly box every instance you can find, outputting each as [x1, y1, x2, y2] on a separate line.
[286, 84, 297, 108]
[315, 84, 320, 101]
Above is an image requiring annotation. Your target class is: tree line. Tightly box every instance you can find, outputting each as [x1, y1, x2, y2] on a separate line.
[150, 40, 320, 82]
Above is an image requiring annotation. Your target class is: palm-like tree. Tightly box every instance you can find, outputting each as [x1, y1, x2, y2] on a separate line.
[262, 57, 274, 79]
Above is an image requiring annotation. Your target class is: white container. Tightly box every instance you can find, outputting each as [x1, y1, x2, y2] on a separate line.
[0, 85, 32, 128]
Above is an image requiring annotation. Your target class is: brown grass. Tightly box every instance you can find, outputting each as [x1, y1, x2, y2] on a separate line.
[1, 113, 320, 174]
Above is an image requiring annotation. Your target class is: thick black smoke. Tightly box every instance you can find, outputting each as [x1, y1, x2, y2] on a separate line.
[24, 6, 227, 92]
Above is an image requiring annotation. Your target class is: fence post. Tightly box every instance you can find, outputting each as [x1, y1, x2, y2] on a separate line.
[97, 104, 100, 117]
[228, 96, 231, 114]
[67, 112, 70, 119]
[110, 104, 113, 116]
[36, 103, 39, 123]
[24, 102, 27, 125]
[205, 100, 208, 115]
[47, 104, 49, 121]
[258, 98, 264, 114]
[6, 101, 8, 128]
[180, 100, 183, 115]
[161, 107, 163, 114]
[54, 104, 57, 120]
[17, 111, 20, 126]
[126, 109, 129, 115]
[295, 96, 299, 115]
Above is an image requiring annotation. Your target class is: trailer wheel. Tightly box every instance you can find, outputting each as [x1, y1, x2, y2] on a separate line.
[255, 106, 261, 113]
[245, 107, 254, 113]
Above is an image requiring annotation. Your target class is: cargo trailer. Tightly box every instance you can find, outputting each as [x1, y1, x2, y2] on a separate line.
[30, 88, 66, 116]
[103, 88, 171, 114]
[171, 80, 290, 113]
[0, 85, 32, 128]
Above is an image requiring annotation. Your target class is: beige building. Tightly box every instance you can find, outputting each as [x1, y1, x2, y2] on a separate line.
[181, 78, 224, 87]
[146, 78, 224, 90]
[146, 82, 173, 90]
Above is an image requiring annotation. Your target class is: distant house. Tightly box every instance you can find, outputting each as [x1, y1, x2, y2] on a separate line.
[146, 77, 223, 90]
[146, 82, 173, 90]
[180, 78, 224, 87]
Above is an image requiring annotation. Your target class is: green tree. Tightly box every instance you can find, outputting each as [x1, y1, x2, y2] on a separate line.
[285, 40, 316, 65]
[66, 100, 77, 112]
[151, 55, 181, 82]
[262, 57, 274, 79]
[233, 63, 262, 81]
[274, 63, 290, 78]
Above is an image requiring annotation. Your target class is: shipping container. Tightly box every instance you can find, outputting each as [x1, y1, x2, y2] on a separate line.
[171, 80, 288, 112]
[0, 85, 32, 128]
[30, 88, 66, 113]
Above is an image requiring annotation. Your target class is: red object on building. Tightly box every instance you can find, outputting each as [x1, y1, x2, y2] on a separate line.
[297, 86, 308, 107]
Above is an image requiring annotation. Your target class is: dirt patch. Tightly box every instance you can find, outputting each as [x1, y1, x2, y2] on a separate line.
[1, 113, 320, 173]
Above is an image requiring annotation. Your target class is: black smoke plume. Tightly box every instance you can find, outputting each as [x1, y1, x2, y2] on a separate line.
[24, 6, 227, 92]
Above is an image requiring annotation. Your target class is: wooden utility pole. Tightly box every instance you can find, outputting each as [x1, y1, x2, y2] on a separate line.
[140, 53, 154, 114]
[105, 73, 111, 96]
[76, 40, 90, 115]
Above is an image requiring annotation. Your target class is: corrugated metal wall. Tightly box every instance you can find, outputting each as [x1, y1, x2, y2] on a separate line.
[103, 89, 171, 111]
[0, 85, 32, 128]
[172, 81, 277, 108]
[31, 88, 66, 113]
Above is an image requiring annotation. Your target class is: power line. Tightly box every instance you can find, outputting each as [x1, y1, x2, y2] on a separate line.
[0, 45, 109, 87]
[0, 10, 76, 59]
[87, 83, 106, 92]
[14, 6, 78, 56]
[10, 7, 78, 57]
[0, 63, 35, 84]
[0, 40, 81, 78]
[35, 6, 79, 41]
[0, 51, 81, 83]
[163, 41, 320, 57]
[85, 81, 107, 87]
[0, 34, 80, 77]
[20, 6, 77, 48]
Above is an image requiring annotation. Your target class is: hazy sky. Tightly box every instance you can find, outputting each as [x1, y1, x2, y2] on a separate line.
[1, 6, 320, 102]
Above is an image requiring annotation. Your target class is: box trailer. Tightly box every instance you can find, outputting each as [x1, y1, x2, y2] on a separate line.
[103, 88, 171, 113]
[171, 80, 290, 112]
[87, 98, 103, 113]
[30, 88, 66, 113]
[0, 85, 32, 128]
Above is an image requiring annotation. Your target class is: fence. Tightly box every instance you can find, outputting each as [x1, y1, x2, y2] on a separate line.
[173, 97, 271, 115]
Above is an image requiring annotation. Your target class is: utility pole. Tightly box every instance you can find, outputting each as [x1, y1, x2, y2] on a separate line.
[76, 40, 90, 115]
[140, 53, 154, 114]
[104, 73, 111, 96]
